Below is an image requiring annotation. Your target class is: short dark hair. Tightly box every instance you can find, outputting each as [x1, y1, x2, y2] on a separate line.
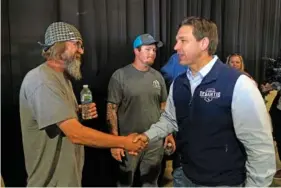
[179, 16, 218, 55]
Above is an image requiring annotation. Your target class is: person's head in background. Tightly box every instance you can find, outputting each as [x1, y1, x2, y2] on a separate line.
[226, 53, 245, 72]
[40, 22, 84, 80]
[133, 33, 163, 68]
[227, 53, 256, 83]
[174, 16, 218, 67]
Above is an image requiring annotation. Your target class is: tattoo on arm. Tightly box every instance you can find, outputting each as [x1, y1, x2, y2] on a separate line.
[107, 103, 119, 135]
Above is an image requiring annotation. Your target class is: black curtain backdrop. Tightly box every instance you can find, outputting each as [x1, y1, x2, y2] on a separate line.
[1, 0, 281, 186]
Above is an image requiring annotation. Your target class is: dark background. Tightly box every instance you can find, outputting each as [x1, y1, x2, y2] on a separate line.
[1, 0, 281, 186]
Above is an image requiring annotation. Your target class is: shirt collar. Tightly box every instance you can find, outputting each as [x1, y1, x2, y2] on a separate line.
[186, 55, 218, 80]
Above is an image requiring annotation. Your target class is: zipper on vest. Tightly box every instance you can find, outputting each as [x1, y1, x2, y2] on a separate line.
[189, 97, 193, 106]
[188, 95, 193, 124]
[189, 89, 194, 106]
[188, 86, 197, 119]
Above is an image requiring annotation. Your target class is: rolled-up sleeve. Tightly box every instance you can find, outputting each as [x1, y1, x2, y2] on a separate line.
[232, 75, 276, 187]
[145, 82, 178, 142]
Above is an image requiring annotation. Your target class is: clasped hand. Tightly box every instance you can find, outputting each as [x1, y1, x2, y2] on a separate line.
[78, 103, 98, 119]
[110, 133, 149, 162]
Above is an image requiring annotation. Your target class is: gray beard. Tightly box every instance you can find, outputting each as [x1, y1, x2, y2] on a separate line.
[65, 59, 82, 80]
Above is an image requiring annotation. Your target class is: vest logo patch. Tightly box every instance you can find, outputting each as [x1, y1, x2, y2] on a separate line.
[199, 88, 221, 102]
[152, 80, 161, 89]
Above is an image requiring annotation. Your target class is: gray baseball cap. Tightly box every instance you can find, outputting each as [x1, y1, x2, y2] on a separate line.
[133, 33, 163, 48]
[38, 22, 82, 51]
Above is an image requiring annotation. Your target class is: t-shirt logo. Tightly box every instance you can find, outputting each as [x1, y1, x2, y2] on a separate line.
[152, 80, 161, 89]
[199, 88, 221, 102]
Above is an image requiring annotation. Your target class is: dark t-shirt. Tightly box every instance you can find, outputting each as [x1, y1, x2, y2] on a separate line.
[107, 64, 167, 135]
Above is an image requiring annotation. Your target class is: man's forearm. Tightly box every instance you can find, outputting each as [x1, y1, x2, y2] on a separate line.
[145, 86, 178, 142]
[58, 119, 126, 148]
[107, 103, 119, 135]
[145, 111, 178, 142]
[73, 123, 126, 148]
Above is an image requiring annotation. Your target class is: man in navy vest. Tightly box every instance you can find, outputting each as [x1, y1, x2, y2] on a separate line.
[133, 16, 276, 187]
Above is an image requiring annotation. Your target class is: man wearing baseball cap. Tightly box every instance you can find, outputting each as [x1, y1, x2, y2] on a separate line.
[19, 22, 146, 187]
[107, 33, 175, 186]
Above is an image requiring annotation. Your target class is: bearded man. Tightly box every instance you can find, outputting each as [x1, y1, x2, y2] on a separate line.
[19, 22, 146, 187]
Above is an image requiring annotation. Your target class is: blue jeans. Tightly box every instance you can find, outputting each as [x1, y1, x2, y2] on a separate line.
[173, 166, 244, 187]
[173, 166, 201, 187]
[172, 166, 185, 187]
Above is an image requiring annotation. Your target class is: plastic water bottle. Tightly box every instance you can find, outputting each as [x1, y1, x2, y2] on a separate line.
[164, 143, 173, 156]
[80, 85, 93, 120]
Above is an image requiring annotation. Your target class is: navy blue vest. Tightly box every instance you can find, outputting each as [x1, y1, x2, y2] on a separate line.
[173, 60, 246, 186]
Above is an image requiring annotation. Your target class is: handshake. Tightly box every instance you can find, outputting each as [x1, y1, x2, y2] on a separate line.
[111, 133, 149, 162]
[111, 133, 176, 162]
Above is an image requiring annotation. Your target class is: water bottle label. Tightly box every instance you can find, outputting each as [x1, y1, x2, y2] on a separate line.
[81, 94, 92, 104]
